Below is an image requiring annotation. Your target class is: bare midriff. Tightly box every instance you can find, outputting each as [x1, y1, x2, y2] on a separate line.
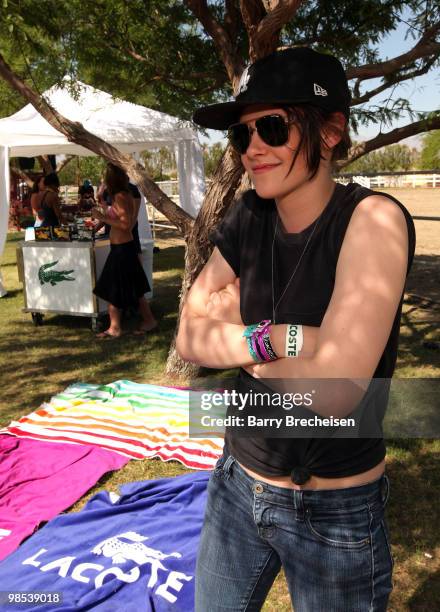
[110, 225, 133, 245]
[238, 459, 386, 490]
[109, 192, 137, 245]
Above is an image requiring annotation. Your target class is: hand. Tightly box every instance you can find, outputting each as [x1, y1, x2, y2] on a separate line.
[243, 362, 262, 378]
[206, 278, 242, 325]
[91, 206, 104, 221]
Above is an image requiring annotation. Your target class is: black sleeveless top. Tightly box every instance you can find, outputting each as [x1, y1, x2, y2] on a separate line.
[39, 191, 60, 228]
[209, 182, 416, 479]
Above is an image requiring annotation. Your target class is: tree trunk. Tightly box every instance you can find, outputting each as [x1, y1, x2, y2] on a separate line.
[10, 166, 33, 188]
[165, 145, 245, 378]
[38, 155, 54, 174]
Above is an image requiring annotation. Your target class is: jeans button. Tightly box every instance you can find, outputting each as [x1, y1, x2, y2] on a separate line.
[254, 483, 264, 494]
[290, 467, 311, 485]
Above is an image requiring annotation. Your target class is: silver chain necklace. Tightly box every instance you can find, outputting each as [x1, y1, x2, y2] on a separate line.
[271, 212, 321, 324]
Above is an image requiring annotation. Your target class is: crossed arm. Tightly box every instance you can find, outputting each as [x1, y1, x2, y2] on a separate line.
[176, 196, 408, 416]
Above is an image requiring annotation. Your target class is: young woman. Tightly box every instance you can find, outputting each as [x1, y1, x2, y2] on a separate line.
[92, 163, 157, 338]
[35, 173, 63, 228]
[30, 175, 45, 226]
[176, 48, 415, 611]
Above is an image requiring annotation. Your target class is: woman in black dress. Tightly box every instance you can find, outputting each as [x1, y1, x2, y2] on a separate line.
[93, 164, 157, 338]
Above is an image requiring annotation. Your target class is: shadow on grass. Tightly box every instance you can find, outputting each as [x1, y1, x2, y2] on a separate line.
[386, 439, 439, 554]
[408, 569, 440, 611]
[153, 245, 185, 273]
[0, 289, 22, 299]
[406, 254, 440, 304]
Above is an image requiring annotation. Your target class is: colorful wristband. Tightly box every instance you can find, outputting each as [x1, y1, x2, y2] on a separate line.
[255, 320, 278, 362]
[243, 324, 261, 363]
[244, 321, 279, 363]
[263, 335, 278, 361]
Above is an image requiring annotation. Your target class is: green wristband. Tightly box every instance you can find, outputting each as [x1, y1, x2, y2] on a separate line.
[243, 324, 260, 363]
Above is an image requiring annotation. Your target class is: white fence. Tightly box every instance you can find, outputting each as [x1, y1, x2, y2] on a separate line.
[337, 173, 440, 189]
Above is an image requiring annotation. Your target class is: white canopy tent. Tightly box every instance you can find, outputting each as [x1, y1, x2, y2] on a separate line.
[0, 80, 205, 295]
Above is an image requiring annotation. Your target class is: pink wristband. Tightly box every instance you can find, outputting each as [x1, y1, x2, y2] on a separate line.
[256, 334, 271, 361]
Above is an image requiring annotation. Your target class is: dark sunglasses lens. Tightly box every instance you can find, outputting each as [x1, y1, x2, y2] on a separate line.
[228, 124, 250, 154]
[256, 115, 289, 147]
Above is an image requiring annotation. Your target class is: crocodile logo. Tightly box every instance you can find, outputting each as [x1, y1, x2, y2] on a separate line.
[38, 261, 75, 286]
[92, 531, 182, 566]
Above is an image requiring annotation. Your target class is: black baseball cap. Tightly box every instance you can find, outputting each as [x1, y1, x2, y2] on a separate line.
[193, 47, 351, 130]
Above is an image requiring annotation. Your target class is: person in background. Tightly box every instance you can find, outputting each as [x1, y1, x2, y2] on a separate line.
[36, 173, 63, 228]
[78, 181, 96, 213]
[30, 175, 45, 227]
[92, 164, 157, 338]
[95, 180, 143, 252]
[97, 176, 110, 207]
[94, 178, 112, 237]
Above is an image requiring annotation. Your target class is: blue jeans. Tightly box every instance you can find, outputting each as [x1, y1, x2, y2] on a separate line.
[195, 454, 393, 611]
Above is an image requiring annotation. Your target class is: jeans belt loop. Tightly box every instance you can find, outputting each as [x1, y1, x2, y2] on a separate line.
[222, 455, 235, 479]
[381, 474, 390, 507]
[293, 489, 305, 518]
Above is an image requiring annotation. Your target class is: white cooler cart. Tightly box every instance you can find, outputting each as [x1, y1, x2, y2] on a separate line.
[17, 239, 154, 330]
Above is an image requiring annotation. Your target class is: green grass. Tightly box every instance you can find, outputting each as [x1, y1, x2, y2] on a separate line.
[1, 231, 439, 611]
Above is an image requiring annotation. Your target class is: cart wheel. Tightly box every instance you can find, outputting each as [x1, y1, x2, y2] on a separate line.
[31, 313, 44, 326]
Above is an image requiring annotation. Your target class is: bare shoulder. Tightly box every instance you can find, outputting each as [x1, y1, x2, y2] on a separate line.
[350, 194, 408, 237]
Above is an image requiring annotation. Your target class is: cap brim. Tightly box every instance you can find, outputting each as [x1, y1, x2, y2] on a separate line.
[193, 101, 247, 131]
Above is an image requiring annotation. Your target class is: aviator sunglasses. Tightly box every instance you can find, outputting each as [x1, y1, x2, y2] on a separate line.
[227, 114, 295, 155]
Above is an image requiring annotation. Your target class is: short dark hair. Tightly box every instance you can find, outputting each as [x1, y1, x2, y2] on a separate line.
[105, 163, 129, 196]
[43, 172, 60, 188]
[285, 105, 351, 179]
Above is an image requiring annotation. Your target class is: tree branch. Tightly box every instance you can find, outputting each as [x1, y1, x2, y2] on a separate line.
[184, 0, 244, 84]
[0, 52, 194, 237]
[99, 36, 228, 94]
[240, 0, 267, 60]
[346, 22, 440, 80]
[341, 114, 440, 167]
[224, 0, 241, 43]
[350, 57, 437, 105]
[240, 0, 303, 60]
[37, 155, 53, 174]
[10, 166, 33, 188]
[56, 155, 75, 173]
[253, 0, 303, 58]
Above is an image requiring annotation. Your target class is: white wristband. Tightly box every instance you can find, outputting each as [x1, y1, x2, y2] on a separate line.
[285, 324, 304, 357]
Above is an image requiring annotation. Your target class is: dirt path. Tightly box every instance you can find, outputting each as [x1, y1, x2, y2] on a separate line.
[381, 189, 439, 306]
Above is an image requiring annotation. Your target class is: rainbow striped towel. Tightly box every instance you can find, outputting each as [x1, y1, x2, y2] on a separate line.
[1, 380, 224, 470]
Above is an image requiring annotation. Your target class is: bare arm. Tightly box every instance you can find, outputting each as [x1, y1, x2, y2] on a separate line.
[30, 194, 40, 217]
[176, 247, 319, 367]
